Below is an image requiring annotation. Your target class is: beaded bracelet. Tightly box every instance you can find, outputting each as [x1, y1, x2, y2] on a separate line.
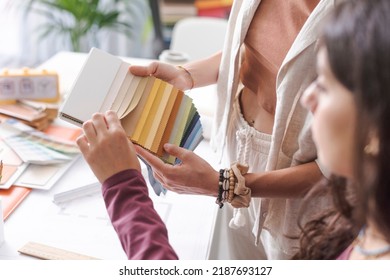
[177, 65, 194, 90]
[216, 169, 225, 208]
[216, 168, 231, 208]
[227, 168, 235, 203]
[216, 164, 251, 209]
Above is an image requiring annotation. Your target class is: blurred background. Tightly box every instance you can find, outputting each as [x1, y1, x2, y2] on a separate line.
[0, 0, 232, 68]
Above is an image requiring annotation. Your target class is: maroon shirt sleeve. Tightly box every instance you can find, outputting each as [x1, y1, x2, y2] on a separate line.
[102, 169, 178, 260]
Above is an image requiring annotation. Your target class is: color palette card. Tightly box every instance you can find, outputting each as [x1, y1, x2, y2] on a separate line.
[0, 119, 76, 165]
[60, 48, 203, 164]
[0, 186, 32, 220]
[0, 139, 29, 190]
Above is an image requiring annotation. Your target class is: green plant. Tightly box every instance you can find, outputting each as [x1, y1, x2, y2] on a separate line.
[25, 0, 137, 52]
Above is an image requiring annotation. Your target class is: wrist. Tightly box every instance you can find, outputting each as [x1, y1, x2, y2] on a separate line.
[214, 164, 252, 209]
[210, 169, 220, 196]
[177, 65, 194, 90]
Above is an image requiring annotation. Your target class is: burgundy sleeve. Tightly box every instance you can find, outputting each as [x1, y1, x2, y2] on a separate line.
[102, 169, 178, 260]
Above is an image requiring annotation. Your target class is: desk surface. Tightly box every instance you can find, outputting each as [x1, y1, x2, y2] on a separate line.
[0, 51, 220, 260]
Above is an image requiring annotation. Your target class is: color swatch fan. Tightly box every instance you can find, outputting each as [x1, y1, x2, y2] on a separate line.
[59, 48, 203, 164]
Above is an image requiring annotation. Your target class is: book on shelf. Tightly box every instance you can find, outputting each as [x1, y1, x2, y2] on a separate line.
[59, 48, 203, 165]
[160, 1, 197, 26]
[195, 0, 232, 18]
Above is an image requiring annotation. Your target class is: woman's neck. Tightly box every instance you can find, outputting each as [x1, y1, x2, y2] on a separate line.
[350, 223, 390, 260]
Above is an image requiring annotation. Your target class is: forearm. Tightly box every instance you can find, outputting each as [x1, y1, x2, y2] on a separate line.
[245, 161, 323, 198]
[182, 51, 222, 88]
[102, 169, 178, 260]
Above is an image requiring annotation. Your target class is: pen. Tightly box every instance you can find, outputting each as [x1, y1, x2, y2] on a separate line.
[52, 181, 101, 204]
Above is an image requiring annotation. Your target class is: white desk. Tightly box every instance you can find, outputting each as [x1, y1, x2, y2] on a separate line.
[0, 52, 220, 260]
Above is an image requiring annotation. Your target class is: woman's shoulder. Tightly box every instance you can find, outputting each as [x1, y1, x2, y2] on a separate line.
[336, 244, 354, 260]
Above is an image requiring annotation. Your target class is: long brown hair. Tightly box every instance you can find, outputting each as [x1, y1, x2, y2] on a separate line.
[294, 0, 390, 259]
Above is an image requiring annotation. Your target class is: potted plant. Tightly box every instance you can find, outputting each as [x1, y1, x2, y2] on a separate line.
[24, 0, 138, 52]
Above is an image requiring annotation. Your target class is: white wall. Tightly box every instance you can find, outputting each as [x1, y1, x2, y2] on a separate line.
[0, 2, 22, 67]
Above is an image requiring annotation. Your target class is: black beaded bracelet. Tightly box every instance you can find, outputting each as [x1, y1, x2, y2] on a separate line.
[216, 169, 225, 208]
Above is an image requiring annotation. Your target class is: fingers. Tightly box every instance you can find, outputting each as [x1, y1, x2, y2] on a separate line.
[163, 143, 187, 160]
[135, 144, 188, 172]
[129, 62, 159, 77]
[79, 111, 118, 148]
[91, 112, 108, 133]
[82, 119, 97, 144]
[82, 112, 105, 143]
[104, 110, 121, 130]
[76, 134, 89, 154]
[129, 62, 178, 80]
[135, 145, 166, 170]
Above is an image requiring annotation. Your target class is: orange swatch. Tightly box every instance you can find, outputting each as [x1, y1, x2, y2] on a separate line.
[0, 186, 31, 221]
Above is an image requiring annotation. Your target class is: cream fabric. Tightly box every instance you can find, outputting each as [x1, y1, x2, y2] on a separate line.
[209, 0, 336, 259]
[209, 99, 271, 259]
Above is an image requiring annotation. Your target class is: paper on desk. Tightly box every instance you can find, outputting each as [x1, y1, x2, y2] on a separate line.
[0, 197, 4, 245]
[14, 155, 80, 190]
[4, 135, 72, 165]
[0, 139, 29, 190]
[0, 118, 82, 190]
[0, 120, 78, 165]
[0, 163, 28, 190]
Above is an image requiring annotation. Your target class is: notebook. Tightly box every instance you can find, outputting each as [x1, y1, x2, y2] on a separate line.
[59, 48, 203, 164]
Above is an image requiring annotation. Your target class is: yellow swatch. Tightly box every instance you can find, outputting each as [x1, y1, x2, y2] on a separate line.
[137, 82, 167, 146]
[132, 78, 161, 143]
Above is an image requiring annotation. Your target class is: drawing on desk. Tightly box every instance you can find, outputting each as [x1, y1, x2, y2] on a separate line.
[52, 189, 172, 227]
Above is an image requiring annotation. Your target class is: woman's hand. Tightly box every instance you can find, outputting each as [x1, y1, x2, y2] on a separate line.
[135, 143, 219, 196]
[76, 111, 141, 183]
[129, 62, 192, 91]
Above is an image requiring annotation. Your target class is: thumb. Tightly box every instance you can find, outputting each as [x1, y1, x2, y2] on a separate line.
[129, 64, 153, 77]
[129, 62, 159, 77]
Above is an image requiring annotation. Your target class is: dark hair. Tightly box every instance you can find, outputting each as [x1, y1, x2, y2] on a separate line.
[294, 0, 390, 259]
